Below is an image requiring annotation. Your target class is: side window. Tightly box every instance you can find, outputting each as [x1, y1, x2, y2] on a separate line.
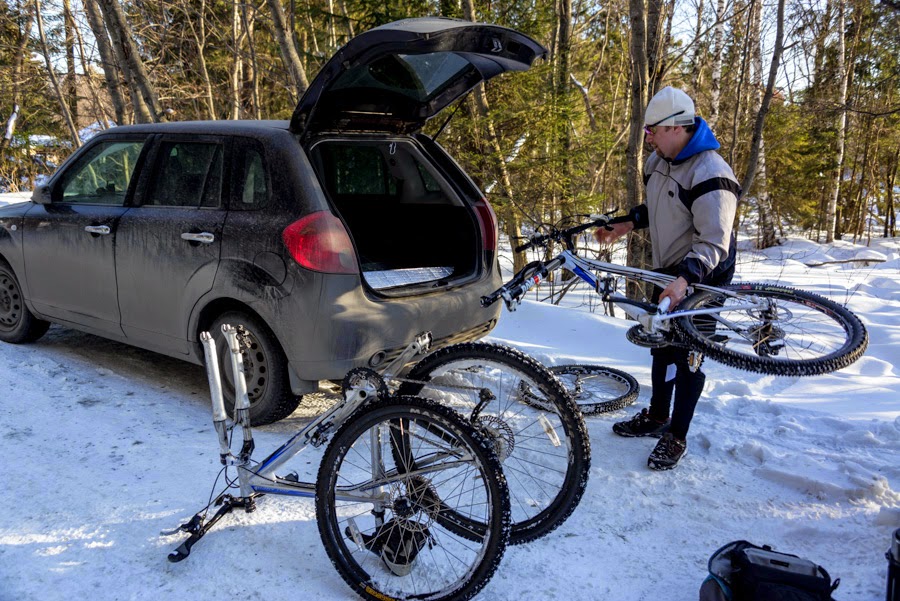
[146, 142, 224, 208]
[233, 144, 269, 209]
[59, 140, 145, 205]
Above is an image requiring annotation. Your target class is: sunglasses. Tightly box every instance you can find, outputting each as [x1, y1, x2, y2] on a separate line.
[644, 110, 686, 136]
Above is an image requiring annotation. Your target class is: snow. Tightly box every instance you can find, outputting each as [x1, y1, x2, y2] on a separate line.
[1, 191, 898, 600]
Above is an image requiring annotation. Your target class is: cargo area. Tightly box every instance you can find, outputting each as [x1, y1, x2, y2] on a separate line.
[309, 139, 480, 291]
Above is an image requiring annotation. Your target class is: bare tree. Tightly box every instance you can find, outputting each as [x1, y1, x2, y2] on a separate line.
[63, 0, 78, 126]
[34, 0, 81, 147]
[266, 0, 310, 100]
[707, 0, 726, 128]
[96, 0, 161, 122]
[740, 0, 782, 248]
[0, 3, 33, 153]
[84, 0, 127, 124]
[824, 0, 848, 243]
[180, 0, 217, 120]
[462, 0, 527, 273]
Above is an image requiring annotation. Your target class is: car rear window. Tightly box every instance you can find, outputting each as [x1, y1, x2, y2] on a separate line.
[146, 142, 224, 208]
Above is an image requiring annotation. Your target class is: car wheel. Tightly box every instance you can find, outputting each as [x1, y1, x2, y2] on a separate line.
[0, 261, 50, 344]
[209, 311, 300, 425]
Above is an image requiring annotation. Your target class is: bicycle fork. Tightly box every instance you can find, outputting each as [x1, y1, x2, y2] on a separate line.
[164, 326, 260, 562]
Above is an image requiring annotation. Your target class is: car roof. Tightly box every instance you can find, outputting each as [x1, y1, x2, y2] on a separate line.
[107, 120, 292, 136]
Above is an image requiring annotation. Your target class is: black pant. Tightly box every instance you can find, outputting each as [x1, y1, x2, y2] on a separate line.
[648, 261, 734, 439]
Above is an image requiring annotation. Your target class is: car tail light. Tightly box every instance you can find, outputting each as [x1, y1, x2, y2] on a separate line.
[473, 198, 498, 251]
[282, 211, 359, 274]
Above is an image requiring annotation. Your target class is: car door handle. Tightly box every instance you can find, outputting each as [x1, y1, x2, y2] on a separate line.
[181, 232, 215, 244]
[84, 225, 111, 235]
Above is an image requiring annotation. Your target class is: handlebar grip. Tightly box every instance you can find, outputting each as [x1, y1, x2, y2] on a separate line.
[514, 242, 532, 253]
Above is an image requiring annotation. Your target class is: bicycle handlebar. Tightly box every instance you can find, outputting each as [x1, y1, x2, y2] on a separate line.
[514, 213, 634, 253]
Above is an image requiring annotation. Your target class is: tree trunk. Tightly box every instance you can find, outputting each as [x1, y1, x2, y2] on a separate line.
[884, 147, 898, 238]
[73, 4, 113, 129]
[96, 0, 160, 122]
[556, 0, 573, 207]
[266, 0, 310, 101]
[230, 0, 243, 120]
[63, 0, 78, 127]
[242, 5, 262, 120]
[708, 0, 726, 130]
[462, 0, 527, 274]
[626, 0, 652, 296]
[183, 0, 217, 120]
[740, 0, 780, 248]
[739, 0, 783, 194]
[84, 0, 127, 125]
[35, 0, 81, 147]
[690, 0, 706, 93]
[824, 0, 847, 243]
[0, 7, 33, 153]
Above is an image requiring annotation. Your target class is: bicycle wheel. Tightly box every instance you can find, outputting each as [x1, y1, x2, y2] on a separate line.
[521, 365, 639, 415]
[316, 396, 510, 601]
[675, 283, 868, 376]
[399, 342, 590, 545]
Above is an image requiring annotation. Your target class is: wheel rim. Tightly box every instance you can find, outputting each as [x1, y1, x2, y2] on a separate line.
[325, 406, 504, 600]
[0, 271, 23, 332]
[414, 359, 572, 531]
[219, 325, 269, 407]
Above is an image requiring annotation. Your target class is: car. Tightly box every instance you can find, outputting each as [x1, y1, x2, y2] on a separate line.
[0, 17, 546, 424]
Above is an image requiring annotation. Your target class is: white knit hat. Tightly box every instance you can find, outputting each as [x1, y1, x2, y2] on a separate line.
[645, 86, 695, 127]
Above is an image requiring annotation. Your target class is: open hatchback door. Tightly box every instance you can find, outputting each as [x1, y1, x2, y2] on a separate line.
[290, 17, 547, 136]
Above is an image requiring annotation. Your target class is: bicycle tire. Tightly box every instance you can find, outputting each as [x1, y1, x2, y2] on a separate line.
[521, 365, 640, 414]
[315, 396, 510, 601]
[399, 342, 590, 545]
[675, 283, 868, 376]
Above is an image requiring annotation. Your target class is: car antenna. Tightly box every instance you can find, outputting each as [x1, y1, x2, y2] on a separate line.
[432, 90, 472, 142]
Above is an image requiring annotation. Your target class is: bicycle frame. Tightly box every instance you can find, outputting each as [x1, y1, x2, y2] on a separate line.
[499, 246, 776, 337]
[200, 328, 466, 505]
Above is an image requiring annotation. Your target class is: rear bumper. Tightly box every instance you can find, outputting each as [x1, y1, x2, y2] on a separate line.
[273, 267, 502, 382]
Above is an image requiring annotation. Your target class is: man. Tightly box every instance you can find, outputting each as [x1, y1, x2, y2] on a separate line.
[596, 86, 739, 470]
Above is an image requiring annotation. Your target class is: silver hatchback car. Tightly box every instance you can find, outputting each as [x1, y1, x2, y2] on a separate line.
[0, 18, 546, 424]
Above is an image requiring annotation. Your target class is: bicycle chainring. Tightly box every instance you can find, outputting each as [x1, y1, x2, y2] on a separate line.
[626, 324, 671, 348]
[341, 367, 389, 402]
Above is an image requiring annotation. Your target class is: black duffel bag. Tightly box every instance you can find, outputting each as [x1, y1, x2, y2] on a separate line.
[700, 540, 840, 601]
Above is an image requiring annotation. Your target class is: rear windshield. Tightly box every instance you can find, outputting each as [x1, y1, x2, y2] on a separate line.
[329, 52, 472, 103]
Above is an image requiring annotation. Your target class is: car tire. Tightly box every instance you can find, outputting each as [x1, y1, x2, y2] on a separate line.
[0, 261, 50, 344]
[209, 311, 300, 425]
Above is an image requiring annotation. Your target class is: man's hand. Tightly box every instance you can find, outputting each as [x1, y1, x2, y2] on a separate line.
[594, 221, 634, 245]
[659, 276, 689, 308]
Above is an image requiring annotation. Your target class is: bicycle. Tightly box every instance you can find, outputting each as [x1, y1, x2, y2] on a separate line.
[165, 327, 511, 601]
[481, 213, 868, 377]
[519, 364, 640, 415]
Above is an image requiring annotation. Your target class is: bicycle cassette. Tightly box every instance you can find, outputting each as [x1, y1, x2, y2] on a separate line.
[626, 324, 670, 348]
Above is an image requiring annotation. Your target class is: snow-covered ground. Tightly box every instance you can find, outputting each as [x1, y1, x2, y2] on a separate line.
[1, 191, 898, 600]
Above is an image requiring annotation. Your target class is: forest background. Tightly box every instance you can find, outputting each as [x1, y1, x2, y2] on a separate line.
[1, 0, 898, 272]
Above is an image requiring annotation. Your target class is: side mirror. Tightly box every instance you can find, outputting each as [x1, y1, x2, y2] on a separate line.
[31, 185, 52, 205]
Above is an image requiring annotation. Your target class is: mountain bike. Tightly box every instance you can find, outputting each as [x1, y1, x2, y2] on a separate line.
[165, 328, 511, 601]
[481, 214, 868, 377]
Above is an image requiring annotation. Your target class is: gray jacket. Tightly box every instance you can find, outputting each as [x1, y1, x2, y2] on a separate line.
[632, 118, 739, 284]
